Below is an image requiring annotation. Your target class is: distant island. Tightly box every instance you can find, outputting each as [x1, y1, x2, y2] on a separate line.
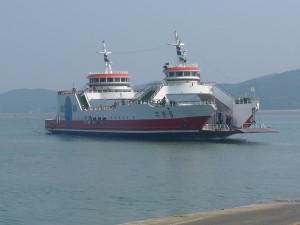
[221, 69, 300, 109]
[0, 69, 299, 113]
[0, 89, 57, 113]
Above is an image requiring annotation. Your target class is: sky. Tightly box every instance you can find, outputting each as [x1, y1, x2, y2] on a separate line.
[1, 0, 299, 93]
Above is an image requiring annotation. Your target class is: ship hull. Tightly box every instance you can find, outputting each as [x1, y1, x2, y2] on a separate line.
[46, 130, 237, 140]
[45, 115, 241, 140]
[46, 92, 219, 139]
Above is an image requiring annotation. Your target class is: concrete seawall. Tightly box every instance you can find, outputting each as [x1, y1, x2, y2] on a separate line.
[119, 202, 300, 225]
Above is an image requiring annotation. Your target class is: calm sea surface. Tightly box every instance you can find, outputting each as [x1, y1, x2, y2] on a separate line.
[1, 111, 300, 225]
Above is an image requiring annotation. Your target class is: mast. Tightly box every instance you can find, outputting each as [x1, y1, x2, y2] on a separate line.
[169, 31, 187, 65]
[97, 40, 112, 74]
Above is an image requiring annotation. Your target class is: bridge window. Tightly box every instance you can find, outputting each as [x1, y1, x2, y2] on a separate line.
[115, 78, 120, 82]
[94, 78, 99, 83]
[100, 78, 106, 82]
[176, 72, 183, 77]
[107, 78, 113, 82]
[184, 71, 190, 76]
[168, 72, 174, 77]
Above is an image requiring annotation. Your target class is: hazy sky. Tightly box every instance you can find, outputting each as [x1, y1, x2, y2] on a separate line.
[1, 0, 299, 93]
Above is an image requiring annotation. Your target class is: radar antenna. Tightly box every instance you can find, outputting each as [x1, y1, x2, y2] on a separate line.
[168, 31, 187, 65]
[97, 41, 112, 73]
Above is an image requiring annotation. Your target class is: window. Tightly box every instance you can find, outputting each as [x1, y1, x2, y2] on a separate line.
[100, 78, 106, 82]
[115, 78, 120, 82]
[89, 78, 93, 83]
[169, 72, 174, 77]
[121, 78, 126, 82]
[94, 78, 99, 83]
[184, 72, 190, 76]
[107, 78, 113, 82]
[192, 72, 197, 76]
[176, 72, 183, 77]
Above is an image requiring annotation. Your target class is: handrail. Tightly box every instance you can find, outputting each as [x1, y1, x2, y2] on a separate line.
[242, 123, 266, 129]
[80, 99, 215, 112]
[203, 124, 230, 131]
[132, 82, 161, 99]
[207, 82, 235, 99]
[58, 88, 133, 95]
[150, 82, 165, 101]
[164, 63, 199, 68]
[89, 71, 128, 74]
[176, 100, 214, 106]
[235, 98, 258, 104]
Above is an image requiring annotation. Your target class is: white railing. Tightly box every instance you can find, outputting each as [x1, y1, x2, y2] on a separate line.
[89, 71, 128, 74]
[85, 89, 132, 93]
[176, 101, 214, 106]
[80, 99, 214, 112]
[242, 123, 267, 129]
[150, 82, 165, 101]
[132, 82, 160, 100]
[235, 98, 257, 104]
[165, 63, 199, 69]
[203, 124, 230, 131]
[205, 82, 235, 99]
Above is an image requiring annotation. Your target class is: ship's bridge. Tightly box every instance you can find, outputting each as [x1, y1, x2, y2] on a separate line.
[163, 63, 200, 82]
[86, 40, 132, 91]
[87, 71, 131, 89]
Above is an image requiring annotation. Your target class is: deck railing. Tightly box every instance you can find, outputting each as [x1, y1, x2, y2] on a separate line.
[164, 63, 199, 69]
[89, 71, 128, 74]
[176, 101, 214, 106]
[242, 123, 266, 129]
[80, 99, 215, 112]
[235, 98, 257, 104]
[202, 124, 230, 131]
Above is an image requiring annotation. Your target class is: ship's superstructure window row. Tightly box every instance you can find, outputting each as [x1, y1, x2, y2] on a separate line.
[89, 77, 130, 83]
[165, 71, 199, 77]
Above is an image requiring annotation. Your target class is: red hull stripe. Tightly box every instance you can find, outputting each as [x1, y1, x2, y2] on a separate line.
[45, 116, 211, 132]
[243, 115, 253, 128]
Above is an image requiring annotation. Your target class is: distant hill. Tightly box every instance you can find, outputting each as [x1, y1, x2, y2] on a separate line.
[0, 89, 57, 113]
[221, 69, 300, 109]
[0, 69, 299, 112]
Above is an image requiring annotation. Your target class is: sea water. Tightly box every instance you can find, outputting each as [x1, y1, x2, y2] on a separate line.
[0, 111, 300, 225]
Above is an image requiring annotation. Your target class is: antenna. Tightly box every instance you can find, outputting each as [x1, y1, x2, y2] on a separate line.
[96, 40, 113, 73]
[168, 31, 187, 65]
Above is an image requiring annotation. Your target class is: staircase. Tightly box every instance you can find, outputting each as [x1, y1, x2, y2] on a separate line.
[140, 89, 156, 102]
[133, 83, 160, 102]
[77, 93, 89, 109]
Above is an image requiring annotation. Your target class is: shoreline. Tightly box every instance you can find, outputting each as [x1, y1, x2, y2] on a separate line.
[260, 109, 300, 114]
[119, 201, 300, 225]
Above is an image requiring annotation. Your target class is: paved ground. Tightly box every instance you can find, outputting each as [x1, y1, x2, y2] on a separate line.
[119, 202, 300, 225]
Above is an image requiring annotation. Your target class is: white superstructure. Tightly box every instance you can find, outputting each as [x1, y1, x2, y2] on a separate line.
[149, 31, 260, 130]
[45, 33, 276, 139]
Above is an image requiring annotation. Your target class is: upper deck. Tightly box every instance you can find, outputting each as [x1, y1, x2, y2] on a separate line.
[163, 64, 200, 82]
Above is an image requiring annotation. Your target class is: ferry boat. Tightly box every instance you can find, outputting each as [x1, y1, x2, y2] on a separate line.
[45, 32, 276, 139]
